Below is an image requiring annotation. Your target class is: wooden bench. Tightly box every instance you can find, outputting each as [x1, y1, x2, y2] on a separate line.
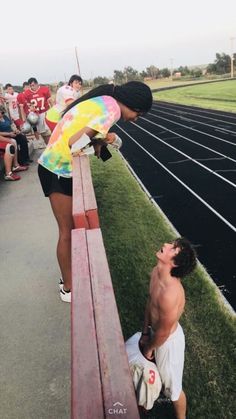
[71, 155, 140, 419]
[72, 155, 99, 229]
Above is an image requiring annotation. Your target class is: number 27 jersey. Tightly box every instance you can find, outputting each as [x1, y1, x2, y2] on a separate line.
[23, 86, 51, 114]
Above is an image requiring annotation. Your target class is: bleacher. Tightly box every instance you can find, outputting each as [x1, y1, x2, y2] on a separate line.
[71, 155, 140, 419]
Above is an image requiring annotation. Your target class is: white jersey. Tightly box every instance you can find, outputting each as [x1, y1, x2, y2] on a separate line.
[54, 84, 80, 113]
[5, 92, 20, 120]
[46, 84, 81, 124]
[125, 332, 161, 410]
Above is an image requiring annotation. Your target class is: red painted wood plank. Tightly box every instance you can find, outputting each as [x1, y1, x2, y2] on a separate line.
[71, 228, 104, 419]
[86, 229, 140, 419]
[80, 155, 100, 229]
[72, 156, 88, 229]
[86, 209, 100, 230]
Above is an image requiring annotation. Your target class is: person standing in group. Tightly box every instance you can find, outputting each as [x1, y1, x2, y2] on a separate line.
[22, 77, 53, 146]
[46, 75, 83, 132]
[17, 82, 39, 140]
[4, 84, 23, 129]
[139, 238, 197, 419]
[38, 81, 153, 303]
[17, 82, 34, 122]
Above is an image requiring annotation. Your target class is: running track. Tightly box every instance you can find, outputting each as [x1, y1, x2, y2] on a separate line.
[113, 101, 236, 310]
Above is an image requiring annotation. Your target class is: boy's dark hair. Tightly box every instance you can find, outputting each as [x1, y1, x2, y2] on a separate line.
[171, 237, 197, 278]
[5, 83, 12, 89]
[68, 74, 83, 85]
[28, 77, 38, 84]
[62, 81, 153, 116]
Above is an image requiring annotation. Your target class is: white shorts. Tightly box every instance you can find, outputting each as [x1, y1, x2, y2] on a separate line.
[154, 323, 185, 401]
[37, 113, 51, 136]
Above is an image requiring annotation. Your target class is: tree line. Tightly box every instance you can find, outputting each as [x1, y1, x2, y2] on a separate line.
[86, 52, 236, 86]
[6, 51, 236, 92]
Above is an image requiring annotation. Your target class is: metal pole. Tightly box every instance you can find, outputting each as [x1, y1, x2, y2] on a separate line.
[170, 58, 173, 81]
[75, 46, 81, 77]
[230, 37, 235, 78]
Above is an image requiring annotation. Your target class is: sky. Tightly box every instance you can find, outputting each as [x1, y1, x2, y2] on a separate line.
[1, 0, 236, 85]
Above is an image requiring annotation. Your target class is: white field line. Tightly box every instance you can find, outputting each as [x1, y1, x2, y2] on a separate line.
[141, 116, 236, 165]
[116, 124, 236, 233]
[147, 112, 236, 146]
[130, 120, 236, 189]
[153, 103, 236, 125]
[153, 107, 236, 134]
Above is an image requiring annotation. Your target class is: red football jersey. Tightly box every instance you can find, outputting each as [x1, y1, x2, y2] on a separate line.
[23, 86, 51, 114]
[17, 92, 28, 114]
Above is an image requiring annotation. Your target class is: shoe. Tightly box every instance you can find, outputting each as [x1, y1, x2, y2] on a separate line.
[59, 277, 64, 290]
[33, 140, 46, 149]
[24, 159, 33, 164]
[12, 165, 29, 172]
[4, 172, 21, 181]
[60, 287, 71, 303]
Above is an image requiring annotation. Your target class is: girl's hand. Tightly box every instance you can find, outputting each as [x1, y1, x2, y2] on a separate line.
[105, 132, 116, 144]
[93, 142, 102, 158]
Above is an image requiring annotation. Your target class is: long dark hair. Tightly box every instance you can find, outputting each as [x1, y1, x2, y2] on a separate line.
[62, 81, 153, 116]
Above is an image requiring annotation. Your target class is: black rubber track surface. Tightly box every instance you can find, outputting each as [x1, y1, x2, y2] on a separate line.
[113, 102, 236, 310]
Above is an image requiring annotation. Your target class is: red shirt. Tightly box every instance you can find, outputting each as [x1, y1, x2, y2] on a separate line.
[23, 86, 51, 114]
[17, 92, 28, 114]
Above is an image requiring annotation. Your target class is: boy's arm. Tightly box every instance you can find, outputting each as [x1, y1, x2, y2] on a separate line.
[142, 297, 151, 335]
[139, 297, 151, 348]
[143, 294, 177, 359]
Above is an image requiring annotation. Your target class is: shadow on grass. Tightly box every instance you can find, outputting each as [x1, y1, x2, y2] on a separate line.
[139, 397, 176, 419]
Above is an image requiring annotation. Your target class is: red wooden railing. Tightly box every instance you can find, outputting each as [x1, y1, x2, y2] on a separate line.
[71, 155, 139, 419]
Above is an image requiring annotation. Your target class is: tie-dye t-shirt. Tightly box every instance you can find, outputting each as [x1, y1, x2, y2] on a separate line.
[38, 96, 121, 177]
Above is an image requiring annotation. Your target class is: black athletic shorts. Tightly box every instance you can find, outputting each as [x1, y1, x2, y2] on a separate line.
[38, 164, 72, 197]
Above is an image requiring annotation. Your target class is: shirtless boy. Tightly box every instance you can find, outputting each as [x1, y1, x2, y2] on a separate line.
[140, 238, 197, 419]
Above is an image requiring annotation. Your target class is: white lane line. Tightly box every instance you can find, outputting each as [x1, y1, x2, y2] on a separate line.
[215, 169, 236, 173]
[116, 124, 236, 233]
[150, 107, 236, 136]
[147, 112, 236, 147]
[153, 102, 236, 122]
[168, 159, 190, 164]
[131, 121, 236, 188]
[140, 116, 236, 164]
[196, 157, 225, 161]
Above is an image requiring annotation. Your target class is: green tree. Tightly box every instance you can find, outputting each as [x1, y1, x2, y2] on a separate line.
[93, 76, 109, 85]
[113, 70, 125, 84]
[207, 52, 233, 74]
[176, 66, 190, 76]
[206, 63, 217, 74]
[146, 65, 159, 79]
[159, 68, 170, 78]
[140, 70, 148, 79]
[123, 66, 140, 81]
[189, 68, 202, 78]
[215, 52, 231, 74]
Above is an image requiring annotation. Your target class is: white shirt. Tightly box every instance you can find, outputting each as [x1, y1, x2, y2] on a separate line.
[54, 84, 80, 113]
[5, 92, 20, 120]
[125, 332, 162, 409]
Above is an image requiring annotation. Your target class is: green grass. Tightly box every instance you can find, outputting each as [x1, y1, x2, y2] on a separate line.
[146, 78, 210, 90]
[91, 151, 236, 419]
[153, 79, 236, 112]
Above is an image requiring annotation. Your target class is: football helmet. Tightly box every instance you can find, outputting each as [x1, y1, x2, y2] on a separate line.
[27, 111, 39, 126]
